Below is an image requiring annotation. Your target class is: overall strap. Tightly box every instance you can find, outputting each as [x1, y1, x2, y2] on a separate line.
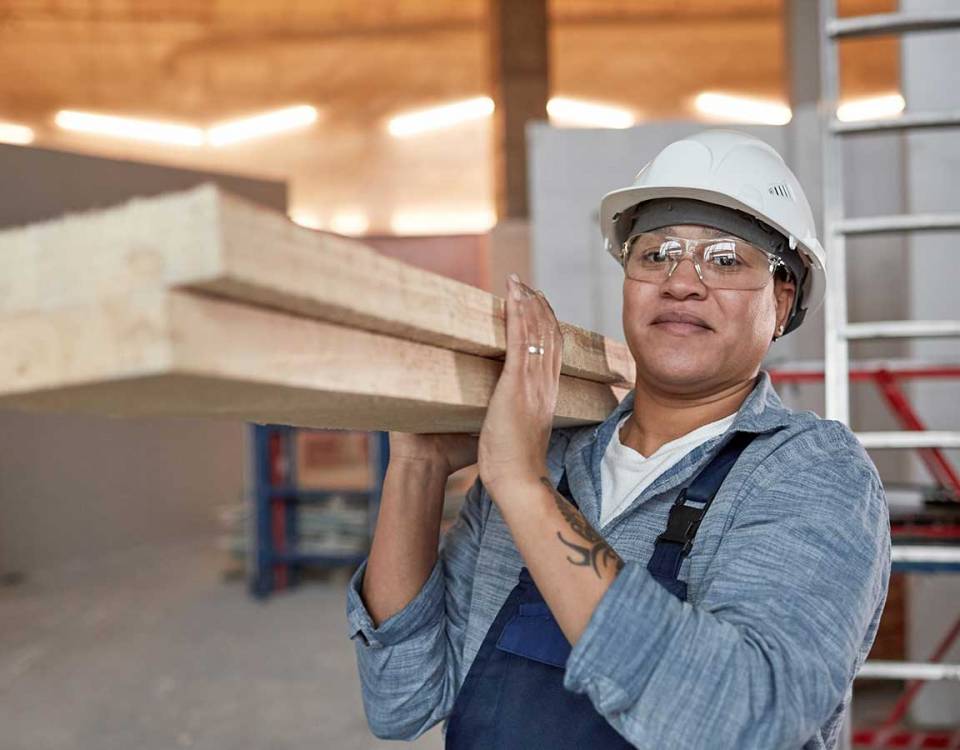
[555, 430, 757, 598]
[646, 430, 757, 593]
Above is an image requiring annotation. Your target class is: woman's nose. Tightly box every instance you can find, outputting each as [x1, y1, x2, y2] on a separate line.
[662, 256, 708, 297]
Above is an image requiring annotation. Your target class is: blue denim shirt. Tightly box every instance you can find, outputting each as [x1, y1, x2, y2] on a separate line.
[345, 371, 891, 749]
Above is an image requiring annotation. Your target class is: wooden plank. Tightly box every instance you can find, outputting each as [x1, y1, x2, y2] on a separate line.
[0, 289, 628, 432]
[0, 185, 635, 387]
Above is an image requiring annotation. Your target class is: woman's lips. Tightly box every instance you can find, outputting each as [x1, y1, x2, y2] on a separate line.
[651, 321, 711, 335]
[650, 311, 713, 334]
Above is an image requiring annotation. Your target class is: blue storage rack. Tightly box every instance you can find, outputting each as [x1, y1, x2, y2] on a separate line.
[248, 424, 389, 599]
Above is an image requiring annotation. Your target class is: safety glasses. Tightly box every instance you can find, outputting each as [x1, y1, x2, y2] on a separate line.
[620, 232, 784, 291]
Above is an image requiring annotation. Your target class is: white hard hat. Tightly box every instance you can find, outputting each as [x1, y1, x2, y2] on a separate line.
[599, 129, 825, 334]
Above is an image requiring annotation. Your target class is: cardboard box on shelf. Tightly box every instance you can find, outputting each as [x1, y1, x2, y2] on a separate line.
[296, 430, 373, 489]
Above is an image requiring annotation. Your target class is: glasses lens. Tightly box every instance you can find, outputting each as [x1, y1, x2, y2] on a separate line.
[700, 240, 776, 289]
[624, 236, 681, 275]
[623, 234, 776, 290]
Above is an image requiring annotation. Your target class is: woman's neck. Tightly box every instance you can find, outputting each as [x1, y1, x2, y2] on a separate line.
[620, 375, 757, 457]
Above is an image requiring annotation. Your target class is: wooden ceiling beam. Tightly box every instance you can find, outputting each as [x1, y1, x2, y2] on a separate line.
[488, 0, 548, 221]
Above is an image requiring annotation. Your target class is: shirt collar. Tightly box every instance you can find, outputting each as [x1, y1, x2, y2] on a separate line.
[569, 369, 791, 455]
[558, 370, 794, 526]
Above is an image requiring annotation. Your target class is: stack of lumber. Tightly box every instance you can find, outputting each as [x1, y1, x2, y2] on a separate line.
[0, 185, 635, 432]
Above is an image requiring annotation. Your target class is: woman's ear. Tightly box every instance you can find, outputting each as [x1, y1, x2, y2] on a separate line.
[773, 275, 797, 336]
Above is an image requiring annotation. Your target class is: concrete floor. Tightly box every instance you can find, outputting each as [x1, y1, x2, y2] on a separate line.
[0, 533, 926, 749]
[0, 536, 443, 750]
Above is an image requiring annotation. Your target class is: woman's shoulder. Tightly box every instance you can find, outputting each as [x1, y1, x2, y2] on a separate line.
[753, 407, 881, 489]
[775, 406, 868, 451]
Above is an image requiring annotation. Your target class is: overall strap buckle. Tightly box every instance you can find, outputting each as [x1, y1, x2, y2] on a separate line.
[655, 488, 705, 557]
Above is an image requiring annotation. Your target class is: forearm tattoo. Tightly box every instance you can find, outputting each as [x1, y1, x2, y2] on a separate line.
[539, 477, 625, 579]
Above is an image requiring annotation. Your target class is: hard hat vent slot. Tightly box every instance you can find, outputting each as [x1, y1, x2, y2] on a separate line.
[768, 183, 794, 201]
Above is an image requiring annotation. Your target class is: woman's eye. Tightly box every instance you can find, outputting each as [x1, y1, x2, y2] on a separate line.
[705, 245, 741, 268]
[711, 254, 739, 267]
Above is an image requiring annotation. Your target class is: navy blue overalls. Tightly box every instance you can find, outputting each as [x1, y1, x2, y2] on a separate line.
[444, 431, 756, 749]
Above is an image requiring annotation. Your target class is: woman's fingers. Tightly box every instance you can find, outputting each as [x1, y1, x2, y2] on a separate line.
[506, 276, 564, 386]
[504, 275, 535, 376]
[522, 283, 562, 352]
[511, 279, 544, 357]
[536, 290, 562, 337]
[515, 280, 559, 335]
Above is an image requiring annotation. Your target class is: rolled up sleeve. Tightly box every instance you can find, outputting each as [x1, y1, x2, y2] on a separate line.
[346, 554, 445, 649]
[344, 476, 486, 740]
[562, 447, 891, 749]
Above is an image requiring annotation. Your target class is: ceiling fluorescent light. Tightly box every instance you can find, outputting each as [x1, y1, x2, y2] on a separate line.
[547, 97, 635, 129]
[55, 110, 204, 146]
[836, 93, 905, 122]
[390, 208, 496, 235]
[289, 210, 324, 231]
[694, 92, 792, 126]
[207, 105, 318, 147]
[329, 212, 370, 236]
[0, 121, 34, 145]
[387, 97, 494, 138]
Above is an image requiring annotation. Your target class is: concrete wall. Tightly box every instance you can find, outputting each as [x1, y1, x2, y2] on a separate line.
[0, 143, 286, 228]
[0, 145, 286, 574]
[0, 411, 248, 572]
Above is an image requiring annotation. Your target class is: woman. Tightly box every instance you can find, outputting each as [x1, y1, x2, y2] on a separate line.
[346, 130, 891, 749]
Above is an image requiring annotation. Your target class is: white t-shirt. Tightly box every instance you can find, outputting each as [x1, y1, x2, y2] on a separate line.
[599, 410, 737, 529]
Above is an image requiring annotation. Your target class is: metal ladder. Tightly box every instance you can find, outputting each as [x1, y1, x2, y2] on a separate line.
[818, 2, 960, 747]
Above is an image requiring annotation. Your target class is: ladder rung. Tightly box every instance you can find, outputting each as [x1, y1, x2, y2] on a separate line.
[857, 431, 960, 449]
[828, 11, 960, 39]
[891, 546, 960, 573]
[891, 544, 960, 572]
[857, 660, 960, 681]
[842, 321, 960, 340]
[834, 213, 960, 235]
[891, 545, 960, 564]
[832, 110, 960, 135]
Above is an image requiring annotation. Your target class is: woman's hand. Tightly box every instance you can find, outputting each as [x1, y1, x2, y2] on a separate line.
[478, 273, 563, 500]
[387, 432, 479, 477]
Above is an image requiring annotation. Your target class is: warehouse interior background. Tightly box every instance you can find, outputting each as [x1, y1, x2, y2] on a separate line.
[0, 0, 958, 748]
